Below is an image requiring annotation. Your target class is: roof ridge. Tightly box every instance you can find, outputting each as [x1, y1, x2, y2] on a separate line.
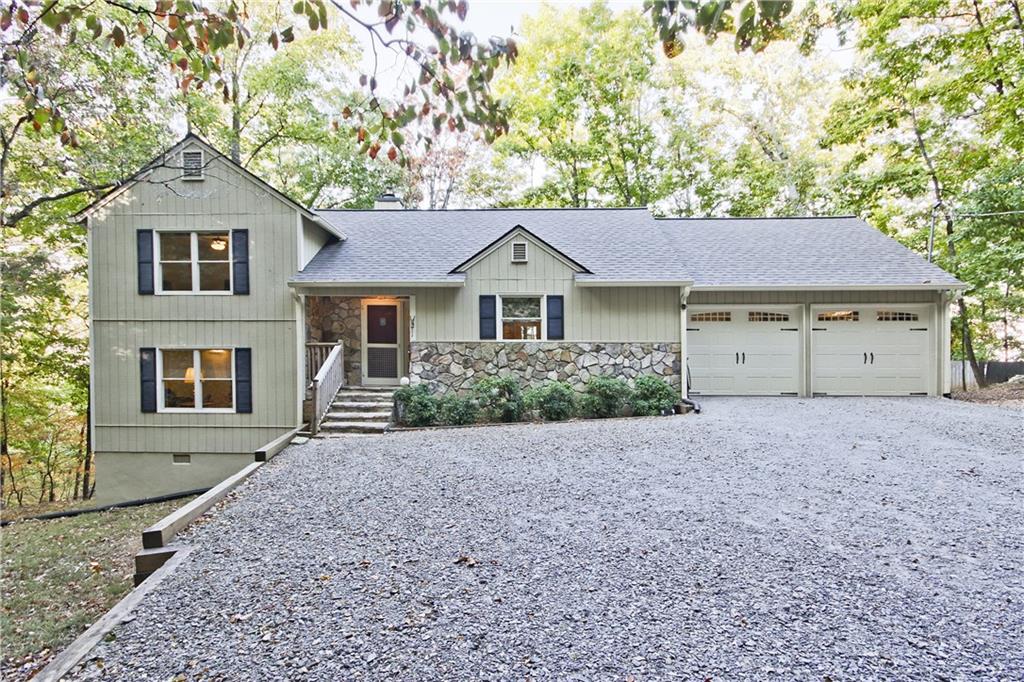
[657, 215, 859, 221]
[314, 206, 652, 213]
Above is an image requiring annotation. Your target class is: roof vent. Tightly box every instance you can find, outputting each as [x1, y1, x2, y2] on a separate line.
[511, 241, 528, 263]
[374, 192, 403, 210]
[181, 150, 204, 180]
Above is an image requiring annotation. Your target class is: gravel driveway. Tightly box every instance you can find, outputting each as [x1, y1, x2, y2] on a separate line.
[74, 398, 1023, 680]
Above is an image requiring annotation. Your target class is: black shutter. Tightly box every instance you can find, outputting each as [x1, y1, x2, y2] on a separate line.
[235, 348, 252, 413]
[140, 348, 157, 413]
[479, 295, 496, 340]
[137, 230, 154, 295]
[232, 230, 249, 295]
[547, 295, 564, 340]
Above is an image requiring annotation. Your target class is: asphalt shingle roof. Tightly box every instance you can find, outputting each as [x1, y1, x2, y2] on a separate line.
[667, 216, 963, 288]
[294, 208, 689, 284]
[292, 210, 962, 289]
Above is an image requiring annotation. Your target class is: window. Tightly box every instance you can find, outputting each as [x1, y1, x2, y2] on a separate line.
[817, 310, 859, 322]
[749, 311, 790, 322]
[690, 311, 731, 322]
[877, 310, 919, 322]
[159, 349, 234, 411]
[157, 232, 231, 293]
[182, 150, 204, 180]
[500, 296, 543, 340]
[511, 241, 528, 263]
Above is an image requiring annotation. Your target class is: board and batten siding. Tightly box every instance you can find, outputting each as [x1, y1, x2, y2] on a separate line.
[307, 233, 681, 343]
[89, 143, 308, 501]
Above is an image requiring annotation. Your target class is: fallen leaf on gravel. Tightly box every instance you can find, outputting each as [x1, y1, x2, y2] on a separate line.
[454, 555, 478, 567]
[228, 613, 252, 623]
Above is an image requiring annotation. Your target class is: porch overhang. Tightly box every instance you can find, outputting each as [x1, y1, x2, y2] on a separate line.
[289, 277, 466, 290]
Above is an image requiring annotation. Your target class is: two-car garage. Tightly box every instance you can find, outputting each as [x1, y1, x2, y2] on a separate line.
[686, 301, 938, 397]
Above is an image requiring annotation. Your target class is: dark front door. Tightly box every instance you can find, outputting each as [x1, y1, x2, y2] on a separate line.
[365, 304, 400, 382]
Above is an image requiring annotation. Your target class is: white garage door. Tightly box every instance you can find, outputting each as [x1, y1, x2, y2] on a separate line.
[811, 306, 932, 396]
[687, 306, 802, 395]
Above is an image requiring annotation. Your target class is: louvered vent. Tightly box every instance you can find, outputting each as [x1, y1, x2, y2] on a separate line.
[511, 241, 528, 263]
[182, 150, 204, 180]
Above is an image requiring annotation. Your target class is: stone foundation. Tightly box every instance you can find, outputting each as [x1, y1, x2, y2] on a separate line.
[409, 341, 681, 393]
[306, 297, 363, 386]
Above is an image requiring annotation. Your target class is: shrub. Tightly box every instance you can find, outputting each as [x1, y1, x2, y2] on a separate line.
[472, 375, 525, 422]
[438, 393, 480, 426]
[393, 384, 438, 426]
[524, 382, 578, 421]
[580, 375, 633, 418]
[629, 375, 678, 416]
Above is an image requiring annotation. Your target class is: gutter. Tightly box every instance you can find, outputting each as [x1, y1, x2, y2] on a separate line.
[288, 279, 466, 288]
[575, 278, 694, 288]
[691, 283, 967, 291]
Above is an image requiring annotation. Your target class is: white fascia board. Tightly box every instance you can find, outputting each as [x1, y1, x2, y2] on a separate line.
[574, 278, 694, 287]
[288, 279, 465, 289]
[691, 283, 967, 291]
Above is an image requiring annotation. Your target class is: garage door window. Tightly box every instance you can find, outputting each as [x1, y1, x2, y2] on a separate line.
[818, 310, 859, 322]
[691, 311, 731, 322]
[877, 311, 919, 322]
[749, 311, 790, 322]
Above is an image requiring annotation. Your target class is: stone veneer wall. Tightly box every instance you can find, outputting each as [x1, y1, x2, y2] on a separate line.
[306, 296, 363, 386]
[409, 342, 681, 393]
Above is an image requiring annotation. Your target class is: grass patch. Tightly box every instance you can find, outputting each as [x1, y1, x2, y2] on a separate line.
[1, 497, 192, 679]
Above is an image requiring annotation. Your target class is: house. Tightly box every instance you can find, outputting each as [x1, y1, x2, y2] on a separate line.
[83, 135, 964, 502]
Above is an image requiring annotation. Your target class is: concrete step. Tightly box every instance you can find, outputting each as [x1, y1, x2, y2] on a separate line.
[325, 411, 390, 421]
[336, 386, 397, 394]
[330, 400, 393, 411]
[332, 394, 393, 404]
[319, 421, 389, 434]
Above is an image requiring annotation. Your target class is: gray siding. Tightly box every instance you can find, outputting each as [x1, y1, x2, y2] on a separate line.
[90, 142, 309, 499]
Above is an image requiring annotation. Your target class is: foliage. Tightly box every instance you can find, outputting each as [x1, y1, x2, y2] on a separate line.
[524, 382, 578, 421]
[629, 376, 678, 416]
[3, 0, 519, 164]
[393, 384, 438, 427]
[580, 375, 633, 419]
[437, 392, 480, 426]
[1, 498, 193, 672]
[472, 376, 525, 423]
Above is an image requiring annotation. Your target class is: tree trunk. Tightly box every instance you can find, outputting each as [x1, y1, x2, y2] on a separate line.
[82, 404, 93, 499]
[230, 71, 242, 164]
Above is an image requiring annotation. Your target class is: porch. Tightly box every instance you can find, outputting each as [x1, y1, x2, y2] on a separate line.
[303, 295, 411, 435]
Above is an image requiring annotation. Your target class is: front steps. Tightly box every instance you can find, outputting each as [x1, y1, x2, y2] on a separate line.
[318, 386, 395, 435]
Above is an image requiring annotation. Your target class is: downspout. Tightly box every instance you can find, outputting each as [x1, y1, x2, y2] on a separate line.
[678, 286, 701, 414]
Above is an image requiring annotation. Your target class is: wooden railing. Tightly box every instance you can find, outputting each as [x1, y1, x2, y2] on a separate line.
[308, 343, 344, 436]
[306, 342, 337, 384]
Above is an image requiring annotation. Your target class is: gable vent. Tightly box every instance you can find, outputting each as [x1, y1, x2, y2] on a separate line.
[182, 150, 204, 180]
[511, 241, 528, 263]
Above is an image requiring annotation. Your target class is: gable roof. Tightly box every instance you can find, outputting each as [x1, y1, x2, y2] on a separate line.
[665, 216, 964, 289]
[77, 133, 345, 240]
[291, 208, 691, 286]
[449, 224, 592, 274]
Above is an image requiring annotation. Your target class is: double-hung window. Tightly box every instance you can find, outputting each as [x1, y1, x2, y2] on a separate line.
[157, 232, 231, 293]
[159, 349, 235, 412]
[499, 295, 545, 340]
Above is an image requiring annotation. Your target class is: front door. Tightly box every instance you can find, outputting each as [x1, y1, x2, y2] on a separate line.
[363, 303, 401, 385]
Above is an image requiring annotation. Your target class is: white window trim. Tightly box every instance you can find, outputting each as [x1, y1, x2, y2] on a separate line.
[157, 347, 236, 413]
[496, 293, 547, 341]
[181, 150, 205, 181]
[154, 230, 234, 295]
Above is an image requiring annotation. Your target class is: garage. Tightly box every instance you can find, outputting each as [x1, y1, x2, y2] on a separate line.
[810, 305, 934, 396]
[687, 306, 803, 395]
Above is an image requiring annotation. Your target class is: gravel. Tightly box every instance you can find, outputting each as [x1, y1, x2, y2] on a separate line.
[72, 398, 1023, 680]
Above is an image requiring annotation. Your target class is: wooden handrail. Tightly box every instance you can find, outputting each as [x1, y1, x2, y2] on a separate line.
[309, 343, 344, 436]
[305, 342, 337, 383]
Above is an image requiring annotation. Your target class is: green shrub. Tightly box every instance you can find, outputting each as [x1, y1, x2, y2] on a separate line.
[393, 384, 438, 426]
[438, 393, 480, 426]
[472, 375, 525, 422]
[580, 375, 632, 418]
[629, 375, 678, 416]
[524, 382, 578, 421]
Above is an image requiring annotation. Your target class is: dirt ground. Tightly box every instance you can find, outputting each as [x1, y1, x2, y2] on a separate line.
[953, 379, 1024, 409]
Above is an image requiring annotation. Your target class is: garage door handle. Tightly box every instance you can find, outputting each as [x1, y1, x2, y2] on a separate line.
[870, 352, 874, 364]
[735, 352, 739, 364]
[742, 352, 746, 364]
[863, 352, 867, 364]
